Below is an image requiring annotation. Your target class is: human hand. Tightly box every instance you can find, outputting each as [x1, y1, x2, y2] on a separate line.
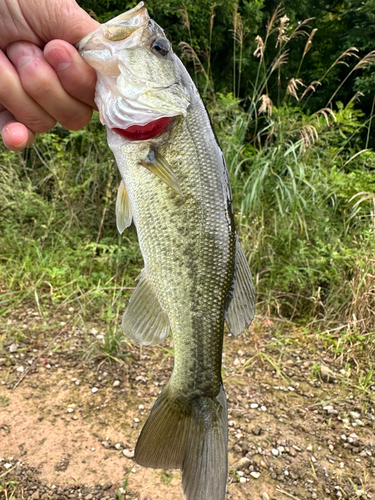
[0, 0, 100, 151]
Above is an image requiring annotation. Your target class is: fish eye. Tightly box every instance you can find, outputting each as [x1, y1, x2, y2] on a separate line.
[151, 38, 171, 56]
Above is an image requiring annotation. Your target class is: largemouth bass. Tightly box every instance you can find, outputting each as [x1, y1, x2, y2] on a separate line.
[78, 3, 255, 499]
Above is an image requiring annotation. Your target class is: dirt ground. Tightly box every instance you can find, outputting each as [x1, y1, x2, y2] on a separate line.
[1, 304, 374, 500]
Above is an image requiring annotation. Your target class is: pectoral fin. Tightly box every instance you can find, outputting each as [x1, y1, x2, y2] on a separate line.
[225, 239, 255, 337]
[116, 179, 133, 234]
[122, 269, 170, 345]
[139, 148, 182, 196]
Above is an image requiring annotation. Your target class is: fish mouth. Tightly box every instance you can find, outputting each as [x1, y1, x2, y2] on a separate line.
[113, 117, 172, 141]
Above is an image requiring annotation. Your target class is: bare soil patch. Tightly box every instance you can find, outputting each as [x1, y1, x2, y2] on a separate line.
[1, 305, 375, 500]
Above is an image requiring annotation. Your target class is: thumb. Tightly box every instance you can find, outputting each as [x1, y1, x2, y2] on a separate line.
[22, 0, 100, 46]
[46, 2, 100, 45]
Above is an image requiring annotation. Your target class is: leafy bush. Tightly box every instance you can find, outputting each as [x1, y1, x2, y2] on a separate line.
[205, 12, 375, 328]
[1, 4, 374, 333]
[0, 116, 141, 318]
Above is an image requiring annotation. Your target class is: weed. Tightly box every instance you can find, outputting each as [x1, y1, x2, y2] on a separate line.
[0, 5, 375, 343]
[310, 363, 321, 379]
[160, 470, 174, 486]
[238, 351, 290, 381]
[115, 468, 132, 500]
[0, 467, 22, 500]
[0, 394, 10, 407]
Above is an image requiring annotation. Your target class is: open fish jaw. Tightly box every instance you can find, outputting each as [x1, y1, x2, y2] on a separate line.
[78, 2, 190, 131]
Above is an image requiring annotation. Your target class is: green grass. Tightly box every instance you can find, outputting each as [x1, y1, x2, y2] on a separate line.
[0, 6, 374, 351]
[0, 467, 22, 500]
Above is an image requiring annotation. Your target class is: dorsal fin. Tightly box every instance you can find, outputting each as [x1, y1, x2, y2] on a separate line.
[225, 239, 255, 337]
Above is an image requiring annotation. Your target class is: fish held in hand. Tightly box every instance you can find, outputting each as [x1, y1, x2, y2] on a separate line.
[78, 3, 255, 499]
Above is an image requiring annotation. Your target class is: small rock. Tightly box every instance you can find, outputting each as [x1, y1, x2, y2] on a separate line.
[123, 449, 135, 459]
[85, 495, 93, 500]
[239, 477, 247, 483]
[328, 408, 338, 415]
[272, 449, 279, 457]
[252, 425, 262, 436]
[31, 492, 40, 500]
[115, 443, 122, 450]
[290, 470, 299, 479]
[113, 380, 120, 387]
[320, 365, 336, 383]
[9, 344, 18, 353]
[91, 387, 98, 394]
[262, 494, 270, 500]
[235, 457, 251, 470]
[250, 471, 261, 479]
[250, 403, 259, 409]
[16, 366, 24, 372]
[0, 358, 7, 366]
[350, 411, 360, 419]
[348, 433, 359, 443]
[306, 445, 313, 451]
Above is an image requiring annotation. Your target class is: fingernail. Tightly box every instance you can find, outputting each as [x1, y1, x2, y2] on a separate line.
[4, 126, 28, 147]
[7, 43, 37, 69]
[46, 47, 72, 72]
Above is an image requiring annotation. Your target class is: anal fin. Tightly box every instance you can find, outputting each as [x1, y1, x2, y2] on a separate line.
[122, 269, 170, 345]
[225, 239, 255, 337]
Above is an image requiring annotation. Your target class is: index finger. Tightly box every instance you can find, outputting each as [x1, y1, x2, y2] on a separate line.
[44, 40, 97, 110]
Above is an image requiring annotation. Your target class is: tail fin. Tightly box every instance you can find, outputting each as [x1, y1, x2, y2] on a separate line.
[135, 384, 228, 500]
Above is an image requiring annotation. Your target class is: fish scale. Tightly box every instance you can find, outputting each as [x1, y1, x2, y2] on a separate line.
[78, 3, 255, 499]
[112, 99, 235, 398]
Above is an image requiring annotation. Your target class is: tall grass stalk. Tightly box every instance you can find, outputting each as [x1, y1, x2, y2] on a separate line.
[1, 6, 375, 333]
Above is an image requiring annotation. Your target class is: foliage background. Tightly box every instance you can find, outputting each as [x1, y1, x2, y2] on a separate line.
[1, 0, 375, 340]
